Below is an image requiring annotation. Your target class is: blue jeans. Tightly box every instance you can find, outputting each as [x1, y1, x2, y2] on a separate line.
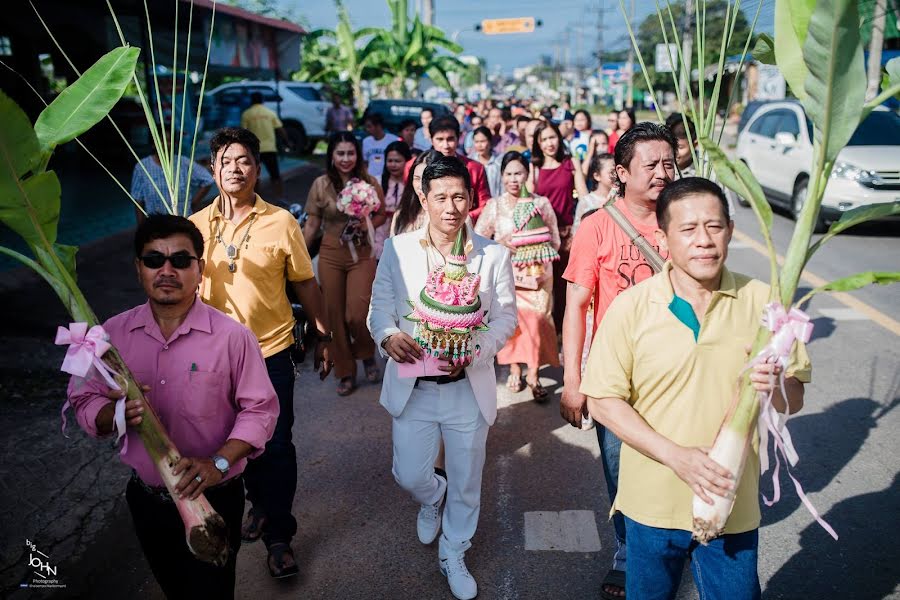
[624, 516, 760, 600]
[596, 424, 626, 549]
[244, 348, 297, 546]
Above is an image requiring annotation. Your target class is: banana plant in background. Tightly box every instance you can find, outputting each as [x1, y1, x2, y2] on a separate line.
[620, 0, 900, 543]
[295, 0, 382, 112]
[30, 0, 216, 218]
[363, 0, 467, 98]
[0, 48, 230, 566]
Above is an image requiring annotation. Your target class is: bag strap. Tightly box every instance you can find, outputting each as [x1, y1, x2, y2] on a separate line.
[602, 196, 666, 274]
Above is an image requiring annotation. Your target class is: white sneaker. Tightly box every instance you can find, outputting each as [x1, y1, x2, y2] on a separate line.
[439, 540, 477, 600]
[416, 473, 446, 544]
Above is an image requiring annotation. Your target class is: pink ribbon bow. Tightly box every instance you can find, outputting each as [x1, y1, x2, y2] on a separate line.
[56, 323, 127, 445]
[750, 303, 837, 540]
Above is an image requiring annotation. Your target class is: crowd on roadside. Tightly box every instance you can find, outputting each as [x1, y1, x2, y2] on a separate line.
[84, 92, 805, 600]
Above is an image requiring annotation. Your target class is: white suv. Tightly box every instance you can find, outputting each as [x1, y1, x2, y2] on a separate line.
[735, 100, 900, 231]
[204, 81, 330, 152]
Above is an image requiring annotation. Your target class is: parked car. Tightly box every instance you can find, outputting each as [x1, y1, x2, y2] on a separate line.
[204, 81, 329, 153]
[357, 99, 452, 137]
[734, 100, 900, 232]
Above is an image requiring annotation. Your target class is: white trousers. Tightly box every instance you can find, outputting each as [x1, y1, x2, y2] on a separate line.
[391, 379, 490, 547]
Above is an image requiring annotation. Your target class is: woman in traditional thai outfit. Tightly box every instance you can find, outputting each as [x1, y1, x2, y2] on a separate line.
[475, 151, 560, 401]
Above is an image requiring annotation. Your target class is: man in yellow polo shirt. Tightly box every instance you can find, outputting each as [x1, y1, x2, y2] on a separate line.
[241, 92, 289, 200]
[190, 127, 333, 579]
[583, 177, 811, 599]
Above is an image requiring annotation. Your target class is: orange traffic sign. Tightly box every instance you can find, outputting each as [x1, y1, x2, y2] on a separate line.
[480, 17, 536, 35]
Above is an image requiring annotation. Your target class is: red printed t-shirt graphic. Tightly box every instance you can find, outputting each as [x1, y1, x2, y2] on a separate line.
[563, 199, 669, 334]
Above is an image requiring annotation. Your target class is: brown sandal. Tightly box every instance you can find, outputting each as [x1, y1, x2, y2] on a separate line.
[337, 376, 356, 396]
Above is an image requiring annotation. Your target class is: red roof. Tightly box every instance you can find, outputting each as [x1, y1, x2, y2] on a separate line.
[182, 0, 306, 34]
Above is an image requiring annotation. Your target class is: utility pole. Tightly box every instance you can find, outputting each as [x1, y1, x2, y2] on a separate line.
[625, 0, 635, 108]
[681, 0, 694, 97]
[865, 0, 887, 102]
[423, 0, 434, 26]
[594, 0, 611, 71]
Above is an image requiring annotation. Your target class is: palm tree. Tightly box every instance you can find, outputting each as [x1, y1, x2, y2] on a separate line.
[364, 0, 466, 97]
[294, 0, 379, 110]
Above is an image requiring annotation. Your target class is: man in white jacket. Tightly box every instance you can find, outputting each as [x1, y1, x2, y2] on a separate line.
[367, 156, 517, 600]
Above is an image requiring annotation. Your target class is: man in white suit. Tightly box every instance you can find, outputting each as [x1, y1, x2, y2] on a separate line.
[368, 156, 517, 600]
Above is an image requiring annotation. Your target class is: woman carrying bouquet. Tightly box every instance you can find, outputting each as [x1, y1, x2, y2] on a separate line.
[476, 152, 561, 401]
[304, 132, 387, 396]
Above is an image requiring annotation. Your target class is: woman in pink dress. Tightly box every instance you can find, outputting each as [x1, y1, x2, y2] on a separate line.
[528, 121, 575, 334]
[476, 152, 561, 401]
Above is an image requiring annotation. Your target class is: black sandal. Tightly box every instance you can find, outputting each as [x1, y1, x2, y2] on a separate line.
[241, 508, 266, 543]
[599, 568, 626, 599]
[337, 376, 357, 396]
[527, 379, 549, 403]
[267, 542, 299, 579]
[363, 359, 381, 383]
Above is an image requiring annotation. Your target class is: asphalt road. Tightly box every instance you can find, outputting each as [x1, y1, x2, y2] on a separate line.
[4, 191, 897, 599]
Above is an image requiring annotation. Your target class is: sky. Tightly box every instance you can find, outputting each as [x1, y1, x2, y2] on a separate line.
[294, 0, 777, 74]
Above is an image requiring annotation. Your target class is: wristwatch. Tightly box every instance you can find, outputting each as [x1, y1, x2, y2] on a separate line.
[212, 455, 230, 477]
[316, 330, 334, 343]
[380, 334, 393, 349]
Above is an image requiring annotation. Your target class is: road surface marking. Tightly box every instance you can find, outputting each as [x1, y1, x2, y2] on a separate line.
[732, 229, 900, 337]
[524, 511, 602, 552]
[817, 307, 870, 321]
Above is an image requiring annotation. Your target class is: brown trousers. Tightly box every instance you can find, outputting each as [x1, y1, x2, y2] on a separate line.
[552, 236, 571, 336]
[317, 234, 377, 379]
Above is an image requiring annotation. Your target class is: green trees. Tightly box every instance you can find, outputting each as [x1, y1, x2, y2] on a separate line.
[295, 0, 466, 107]
[635, 0, 752, 92]
[364, 0, 466, 97]
[294, 1, 380, 111]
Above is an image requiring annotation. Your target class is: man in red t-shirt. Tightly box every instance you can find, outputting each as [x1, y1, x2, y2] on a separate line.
[405, 116, 491, 221]
[560, 122, 676, 599]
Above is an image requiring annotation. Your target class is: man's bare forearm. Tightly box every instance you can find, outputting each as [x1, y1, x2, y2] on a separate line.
[771, 377, 805, 415]
[215, 439, 253, 466]
[589, 396, 678, 467]
[562, 283, 591, 386]
[291, 278, 330, 335]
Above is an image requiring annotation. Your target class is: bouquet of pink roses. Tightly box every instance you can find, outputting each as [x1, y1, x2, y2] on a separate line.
[337, 178, 381, 261]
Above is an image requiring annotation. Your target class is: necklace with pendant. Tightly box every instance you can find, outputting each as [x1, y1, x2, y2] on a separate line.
[215, 214, 256, 272]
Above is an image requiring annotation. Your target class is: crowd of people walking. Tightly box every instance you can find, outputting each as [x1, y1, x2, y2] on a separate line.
[78, 97, 809, 600]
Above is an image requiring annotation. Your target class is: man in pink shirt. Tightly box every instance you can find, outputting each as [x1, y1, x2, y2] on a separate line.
[67, 215, 278, 599]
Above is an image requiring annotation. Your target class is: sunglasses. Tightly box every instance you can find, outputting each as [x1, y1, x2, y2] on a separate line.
[139, 253, 199, 269]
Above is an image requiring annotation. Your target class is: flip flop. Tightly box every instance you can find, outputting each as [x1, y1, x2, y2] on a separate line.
[241, 508, 266, 543]
[267, 542, 299, 579]
[599, 568, 626, 599]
